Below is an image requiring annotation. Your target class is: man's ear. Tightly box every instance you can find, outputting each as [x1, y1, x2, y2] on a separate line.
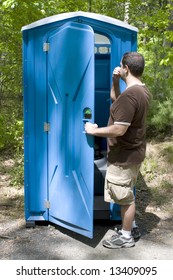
[124, 64, 129, 75]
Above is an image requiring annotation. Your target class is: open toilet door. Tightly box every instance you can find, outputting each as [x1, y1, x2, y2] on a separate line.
[47, 21, 95, 238]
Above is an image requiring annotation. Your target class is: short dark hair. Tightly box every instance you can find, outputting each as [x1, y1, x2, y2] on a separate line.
[122, 52, 145, 77]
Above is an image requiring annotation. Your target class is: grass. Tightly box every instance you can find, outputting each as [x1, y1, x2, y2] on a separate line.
[161, 145, 173, 164]
[140, 141, 173, 212]
[151, 180, 173, 207]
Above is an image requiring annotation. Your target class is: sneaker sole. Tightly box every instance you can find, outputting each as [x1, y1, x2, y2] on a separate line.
[102, 240, 135, 249]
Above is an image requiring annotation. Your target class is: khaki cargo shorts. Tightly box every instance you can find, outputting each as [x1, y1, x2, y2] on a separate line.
[104, 163, 141, 206]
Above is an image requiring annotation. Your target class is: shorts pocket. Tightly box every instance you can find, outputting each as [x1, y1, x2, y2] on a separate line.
[109, 183, 134, 201]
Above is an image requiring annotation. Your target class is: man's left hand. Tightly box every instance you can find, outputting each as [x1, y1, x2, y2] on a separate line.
[85, 122, 98, 135]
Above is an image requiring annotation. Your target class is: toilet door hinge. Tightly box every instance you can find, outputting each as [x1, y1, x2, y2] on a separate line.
[44, 122, 50, 132]
[43, 42, 50, 52]
[44, 200, 50, 209]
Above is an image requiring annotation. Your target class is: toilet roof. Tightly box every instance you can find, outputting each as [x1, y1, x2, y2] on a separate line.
[21, 11, 138, 32]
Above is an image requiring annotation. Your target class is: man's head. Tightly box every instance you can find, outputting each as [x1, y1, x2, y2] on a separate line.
[121, 52, 145, 78]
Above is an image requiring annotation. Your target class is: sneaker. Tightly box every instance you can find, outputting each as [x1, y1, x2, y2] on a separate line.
[115, 226, 141, 240]
[102, 233, 135, 249]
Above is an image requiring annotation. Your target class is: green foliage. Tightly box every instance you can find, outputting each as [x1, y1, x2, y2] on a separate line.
[141, 157, 158, 181]
[0, 113, 24, 186]
[0, 114, 7, 149]
[10, 154, 24, 187]
[0, 111, 23, 152]
[150, 98, 173, 129]
[1, 0, 173, 186]
[135, 1, 173, 136]
[161, 145, 173, 164]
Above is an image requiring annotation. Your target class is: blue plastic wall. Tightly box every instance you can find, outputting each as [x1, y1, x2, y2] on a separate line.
[23, 29, 48, 221]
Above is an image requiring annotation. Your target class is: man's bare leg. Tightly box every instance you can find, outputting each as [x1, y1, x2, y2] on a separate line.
[121, 203, 135, 233]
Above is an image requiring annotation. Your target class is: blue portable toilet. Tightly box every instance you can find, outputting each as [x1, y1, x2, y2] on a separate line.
[22, 11, 138, 239]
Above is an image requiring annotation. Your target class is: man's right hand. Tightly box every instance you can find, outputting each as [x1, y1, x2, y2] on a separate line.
[111, 67, 121, 101]
[112, 67, 121, 79]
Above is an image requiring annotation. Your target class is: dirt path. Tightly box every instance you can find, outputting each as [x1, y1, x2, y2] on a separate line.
[0, 140, 173, 259]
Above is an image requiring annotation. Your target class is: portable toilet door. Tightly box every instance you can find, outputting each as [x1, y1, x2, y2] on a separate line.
[46, 22, 95, 238]
[22, 11, 138, 239]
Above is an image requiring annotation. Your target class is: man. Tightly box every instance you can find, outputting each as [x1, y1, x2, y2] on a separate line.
[85, 52, 151, 248]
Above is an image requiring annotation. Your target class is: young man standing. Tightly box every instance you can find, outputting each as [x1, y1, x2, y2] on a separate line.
[85, 52, 151, 248]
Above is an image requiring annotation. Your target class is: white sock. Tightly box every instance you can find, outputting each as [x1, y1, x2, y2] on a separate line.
[132, 220, 137, 229]
[121, 229, 132, 239]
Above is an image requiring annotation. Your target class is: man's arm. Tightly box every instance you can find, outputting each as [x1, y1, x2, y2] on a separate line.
[85, 122, 129, 138]
[110, 67, 121, 101]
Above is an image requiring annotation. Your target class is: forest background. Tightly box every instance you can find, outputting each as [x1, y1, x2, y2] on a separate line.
[0, 0, 173, 186]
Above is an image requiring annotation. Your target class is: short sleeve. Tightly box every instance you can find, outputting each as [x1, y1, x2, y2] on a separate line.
[111, 92, 136, 125]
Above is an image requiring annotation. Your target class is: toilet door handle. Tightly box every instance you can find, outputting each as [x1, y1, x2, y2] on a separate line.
[83, 107, 92, 120]
[83, 107, 92, 133]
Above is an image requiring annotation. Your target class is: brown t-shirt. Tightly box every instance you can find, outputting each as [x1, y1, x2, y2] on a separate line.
[107, 84, 151, 166]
